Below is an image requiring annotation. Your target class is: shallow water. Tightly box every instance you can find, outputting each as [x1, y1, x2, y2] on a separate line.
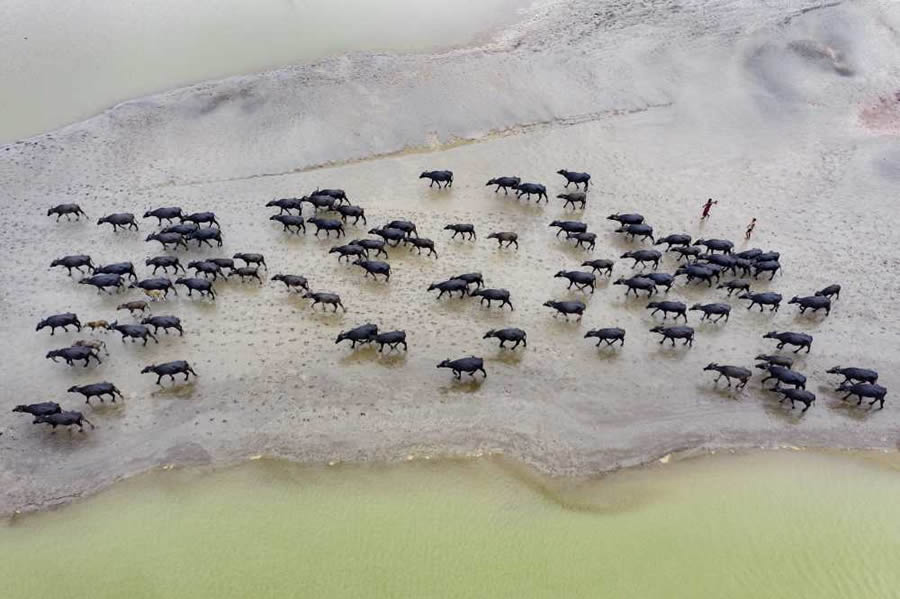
[1, 452, 899, 598]
[0, 0, 536, 142]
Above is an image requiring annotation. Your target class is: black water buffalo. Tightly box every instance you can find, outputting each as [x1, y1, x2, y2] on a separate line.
[815, 284, 841, 300]
[181, 212, 220, 227]
[304, 291, 345, 311]
[557, 192, 586, 209]
[46, 346, 102, 366]
[567, 231, 596, 251]
[144, 207, 183, 224]
[36, 313, 81, 335]
[550, 220, 587, 237]
[733, 258, 754, 277]
[375, 330, 407, 352]
[427, 278, 469, 299]
[647, 301, 687, 321]
[556, 169, 591, 189]
[582, 259, 614, 276]
[141, 360, 197, 384]
[437, 356, 485, 379]
[584, 327, 626, 347]
[655, 234, 692, 250]
[48, 203, 87, 221]
[453, 272, 484, 290]
[97, 213, 139, 232]
[403, 237, 438, 258]
[487, 232, 518, 249]
[353, 259, 391, 281]
[763, 331, 812, 353]
[758, 364, 807, 390]
[671, 245, 703, 262]
[776, 388, 816, 413]
[789, 295, 830, 315]
[95, 262, 137, 281]
[233, 253, 267, 269]
[717, 279, 750, 296]
[699, 254, 738, 275]
[485, 176, 520, 194]
[694, 238, 733, 254]
[350, 238, 389, 258]
[68, 382, 123, 403]
[734, 248, 762, 260]
[175, 277, 216, 299]
[444, 223, 476, 240]
[675, 264, 716, 286]
[651, 326, 694, 347]
[640, 272, 675, 292]
[613, 276, 657, 296]
[110, 322, 159, 345]
[270, 214, 306, 234]
[146, 232, 188, 250]
[206, 258, 236, 274]
[515, 182, 548, 202]
[606, 213, 644, 225]
[739, 292, 782, 312]
[302, 194, 336, 211]
[420, 170, 453, 188]
[690, 302, 731, 322]
[335, 323, 378, 348]
[827, 366, 878, 385]
[336, 205, 367, 225]
[471, 288, 514, 310]
[161, 223, 198, 236]
[311, 189, 350, 205]
[330, 244, 368, 262]
[368, 227, 406, 246]
[621, 249, 661, 270]
[271, 274, 308, 292]
[142, 315, 183, 336]
[131, 277, 177, 297]
[615, 224, 654, 242]
[386, 220, 418, 238]
[753, 260, 782, 280]
[555, 270, 596, 292]
[51, 254, 94, 275]
[79, 273, 125, 294]
[838, 382, 887, 409]
[543, 300, 585, 319]
[483, 328, 527, 349]
[755, 354, 794, 368]
[266, 198, 304, 214]
[12, 402, 61, 419]
[704, 363, 751, 389]
[753, 251, 780, 263]
[233, 267, 263, 284]
[35, 411, 95, 432]
[188, 260, 224, 280]
[186, 227, 223, 248]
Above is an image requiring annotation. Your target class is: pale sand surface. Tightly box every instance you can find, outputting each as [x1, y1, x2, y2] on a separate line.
[1, 0, 899, 513]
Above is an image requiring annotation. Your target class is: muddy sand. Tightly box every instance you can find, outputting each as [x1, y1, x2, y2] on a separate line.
[1, 0, 899, 514]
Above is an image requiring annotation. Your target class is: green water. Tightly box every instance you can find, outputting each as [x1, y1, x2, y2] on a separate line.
[2, 452, 899, 598]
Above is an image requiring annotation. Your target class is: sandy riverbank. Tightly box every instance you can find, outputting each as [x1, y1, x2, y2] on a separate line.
[1, 0, 899, 515]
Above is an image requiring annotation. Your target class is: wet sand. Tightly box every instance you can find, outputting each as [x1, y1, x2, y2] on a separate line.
[1, 0, 899, 514]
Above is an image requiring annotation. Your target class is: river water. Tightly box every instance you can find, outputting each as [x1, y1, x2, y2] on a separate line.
[2, 452, 899, 598]
[0, 0, 535, 142]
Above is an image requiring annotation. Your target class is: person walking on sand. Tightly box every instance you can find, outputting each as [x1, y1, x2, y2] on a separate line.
[700, 198, 717, 220]
[745, 217, 757, 240]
